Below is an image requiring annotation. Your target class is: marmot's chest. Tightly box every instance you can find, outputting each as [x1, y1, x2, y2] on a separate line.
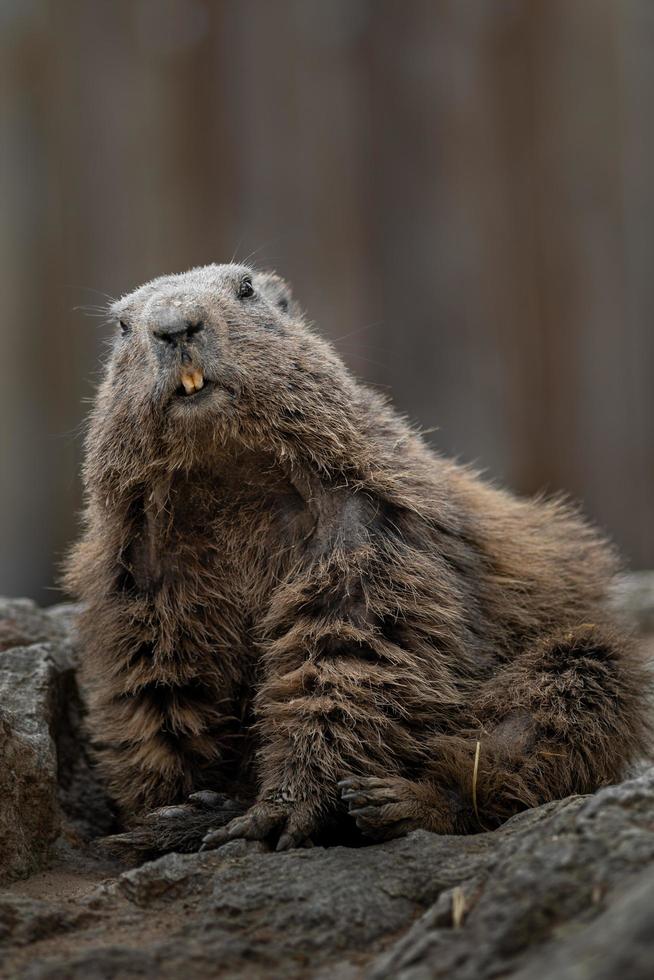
[133, 458, 311, 609]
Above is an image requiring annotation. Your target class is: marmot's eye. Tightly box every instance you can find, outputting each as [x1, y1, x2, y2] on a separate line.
[237, 277, 254, 300]
[119, 320, 130, 335]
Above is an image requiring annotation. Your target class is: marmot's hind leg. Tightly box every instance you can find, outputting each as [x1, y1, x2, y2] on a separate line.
[99, 791, 246, 858]
[342, 625, 649, 840]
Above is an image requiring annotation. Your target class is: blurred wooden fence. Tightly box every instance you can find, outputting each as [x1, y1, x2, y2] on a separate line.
[1, 0, 653, 602]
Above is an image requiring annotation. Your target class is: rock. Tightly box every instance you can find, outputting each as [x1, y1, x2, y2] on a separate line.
[0, 599, 112, 884]
[611, 570, 654, 635]
[511, 865, 654, 980]
[0, 641, 70, 882]
[0, 894, 95, 947]
[367, 776, 654, 980]
[0, 584, 652, 978]
[2, 773, 654, 979]
[0, 598, 70, 653]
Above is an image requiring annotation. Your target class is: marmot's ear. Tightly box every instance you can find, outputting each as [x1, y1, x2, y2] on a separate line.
[257, 271, 297, 315]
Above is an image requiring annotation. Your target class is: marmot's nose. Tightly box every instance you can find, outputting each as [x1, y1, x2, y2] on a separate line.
[152, 311, 204, 347]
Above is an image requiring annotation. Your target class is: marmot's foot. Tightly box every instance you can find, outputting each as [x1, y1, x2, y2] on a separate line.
[339, 775, 459, 841]
[99, 791, 245, 857]
[201, 798, 318, 852]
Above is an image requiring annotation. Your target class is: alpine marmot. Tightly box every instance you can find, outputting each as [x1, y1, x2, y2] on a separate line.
[65, 263, 649, 852]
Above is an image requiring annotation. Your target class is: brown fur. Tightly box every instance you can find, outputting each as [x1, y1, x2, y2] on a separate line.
[65, 263, 650, 850]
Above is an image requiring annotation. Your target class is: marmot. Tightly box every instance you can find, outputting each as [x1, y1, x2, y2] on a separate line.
[65, 263, 650, 852]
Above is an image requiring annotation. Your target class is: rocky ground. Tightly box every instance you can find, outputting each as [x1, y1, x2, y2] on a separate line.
[0, 577, 653, 980]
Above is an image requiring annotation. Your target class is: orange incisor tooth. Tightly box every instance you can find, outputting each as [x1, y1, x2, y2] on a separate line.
[180, 370, 204, 394]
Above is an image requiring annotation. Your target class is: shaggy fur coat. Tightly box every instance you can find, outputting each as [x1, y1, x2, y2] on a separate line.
[65, 264, 649, 851]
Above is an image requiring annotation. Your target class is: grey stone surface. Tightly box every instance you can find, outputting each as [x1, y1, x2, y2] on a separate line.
[611, 571, 654, 634]
[3, 775, 654, 979]
[0, 638, 71, 882]
[0, 586, 652, 978]
[0, 599, 111, 883]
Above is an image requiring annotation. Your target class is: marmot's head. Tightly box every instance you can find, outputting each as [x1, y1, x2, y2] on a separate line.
[92, 264, 368, 485]
[108, 264, 307, 419]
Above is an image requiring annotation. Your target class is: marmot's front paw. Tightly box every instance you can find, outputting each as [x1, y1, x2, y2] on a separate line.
[339, 775, 457, 841]
[201, 799, 318, 852]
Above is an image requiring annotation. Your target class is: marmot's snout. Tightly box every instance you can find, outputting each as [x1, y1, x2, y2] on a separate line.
[151, 308, 205, 347]
[149, 307, 210, 400]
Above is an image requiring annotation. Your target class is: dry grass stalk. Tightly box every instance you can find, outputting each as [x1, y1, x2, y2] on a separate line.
[451, 886, 466, 928]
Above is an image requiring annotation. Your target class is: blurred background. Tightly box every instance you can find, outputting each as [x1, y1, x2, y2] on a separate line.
[1, 0, 653, 604]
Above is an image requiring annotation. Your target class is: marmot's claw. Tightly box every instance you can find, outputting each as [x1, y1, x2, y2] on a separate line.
[275, 830, 314, 851]
[201, 800, 318, 852]
[200, 827, 229, 851]
[339, 775, 418, 841]
[347, 805, 380, 819]
[144, 804, 192, 823]
[339, 775, 395, 793]
[340, 789, 368, 806]
[188, 790, 232, 810]
[201, 804, 285, 850]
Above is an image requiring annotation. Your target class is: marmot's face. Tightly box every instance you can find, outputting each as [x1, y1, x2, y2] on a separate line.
[107, 263, 298, 425]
